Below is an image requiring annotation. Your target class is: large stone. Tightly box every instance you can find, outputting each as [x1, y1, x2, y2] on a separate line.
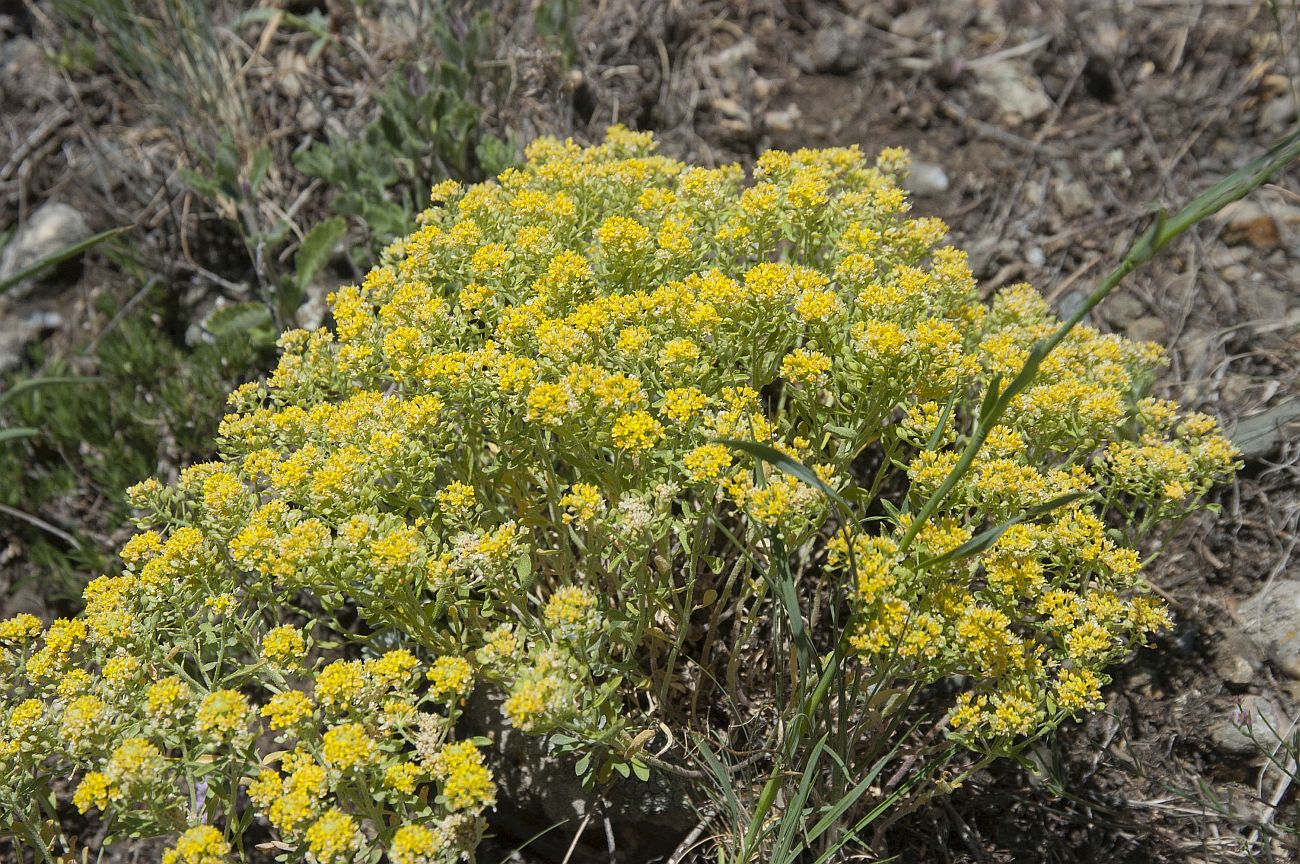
[1214, 628, 1265, 687]
[1210, 694, 1292, 757]
[0, 309, 62, 374]
[890, 8, 931, 40]
[973, 61, 1053, 122]
[0, 202, 92, 300]
[1238, 284, 1291, 323]
[1101, 292, 1145, 325]
[1053, 179, 1095, 219]
[1240, 580, 1300, 679]
[805, 19, 868, 74]
[1125, 316, 1167, 344]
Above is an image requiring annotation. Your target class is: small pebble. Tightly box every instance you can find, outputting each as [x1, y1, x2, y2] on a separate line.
[904, 162, 949, 197]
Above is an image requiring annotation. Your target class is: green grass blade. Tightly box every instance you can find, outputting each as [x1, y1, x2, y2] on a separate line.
[0, 376, 99, 410]
[0, 427, 40, 444]
[0, 226, 132, 297]
[719, 438, 854, 515]
[918, 492, 1087, 570]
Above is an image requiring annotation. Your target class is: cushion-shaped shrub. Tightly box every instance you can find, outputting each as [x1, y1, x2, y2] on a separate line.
[0, 127, 1237, 861]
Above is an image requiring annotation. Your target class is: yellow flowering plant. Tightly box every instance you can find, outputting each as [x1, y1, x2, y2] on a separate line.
[0, 126, 1247, 861]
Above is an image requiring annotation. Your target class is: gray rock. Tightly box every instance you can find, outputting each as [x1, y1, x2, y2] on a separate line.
[1238, 284, 1291, 323]
[1259, 94, 1297, 134]
[1216, 200, 1300, 250]
[763, 104, 802, 134]
[296, 279, 331, 331]
[0, 202, 92, 300]
[973, 61, 1053, 121]
[1088, 21, 1124, 62]
[1102, 292, 1145, 325]
[1025, 246, 1046, 268]
[711, 97, 748, 122]
[1217, 654, 1258, 688]
[1241, 580, 1300, 679]
[890, 8, 930, 40]
[1230, 397, 1300, 460]
[807, 20, 868, 74]
[0, 584, 43, 621]
[1210, 694, 1293, 757]
[1220, 373, 1258, 407]
[1221, 263, 1249, 283]
[1214, 628, 1265, 687]
[297, 99, 324, 132]
[1057, 289, 1088, 320]
[0, 309, 63, 375]
[1125, 316, 1167, 344]
[904, 162, 950, 197]
[1, 36, 60, 107]
[1054, 179, 1095, 219]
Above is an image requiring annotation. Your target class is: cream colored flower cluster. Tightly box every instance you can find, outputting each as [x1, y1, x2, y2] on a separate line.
[0, 126, 1237, 858]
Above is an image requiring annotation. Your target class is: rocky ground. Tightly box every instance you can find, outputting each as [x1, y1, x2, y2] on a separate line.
[3, 1, 1300, 862]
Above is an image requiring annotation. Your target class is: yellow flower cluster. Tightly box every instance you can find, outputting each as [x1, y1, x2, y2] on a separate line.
[162, 826, 230, 864]
[430, 741, 496, 812]
[0, 126, 1238, 860]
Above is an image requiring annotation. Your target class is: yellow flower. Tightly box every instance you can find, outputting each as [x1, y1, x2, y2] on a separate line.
[560, 483, 604, 526]
[305, 808, 360, 864]
[470, 242, 511, 276]
[526, 382, 574, 426]
[316, 660, 366, 711]
[0, 613, 41, 645]
[780, 348, 833, 387]
[162, 826, 230, 864]
[1055, 668, 1104, 712]
[261, 625, 307, 668]
[611, 410, 664, 452]
[384, 762, 423, 795]
[7, 698, 44, 739]
[368, 649, 420, 690]
[596, 215, 651, 257]
[61, 695, 108, 751]
[544, 586, 598, 633]
[107, 737, 165, 785]
[196, 690, 250, 743]
[322, 722, 377, 771]
[683, 444, 733, 483]
[73, 771, 115, 813]
[430, 740, 496, 812]
[390, 823, 445, 864]
[261, 690, 314, 731]
[246, 769, 283, 809]
[437, 481, 476, 517]
[426, 655, 474, 701]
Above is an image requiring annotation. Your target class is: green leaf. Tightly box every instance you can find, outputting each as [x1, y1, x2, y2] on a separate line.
[918, 492, 1088, 570]
[293, 145, 334, 179]
[248, 145, 272, 195]
[0, 226, 132, 297]
[178, 167, 225, 201]
[204, 302, 274, 343]
[0, 426, 40, 444]
[295, 217, 346, 293]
